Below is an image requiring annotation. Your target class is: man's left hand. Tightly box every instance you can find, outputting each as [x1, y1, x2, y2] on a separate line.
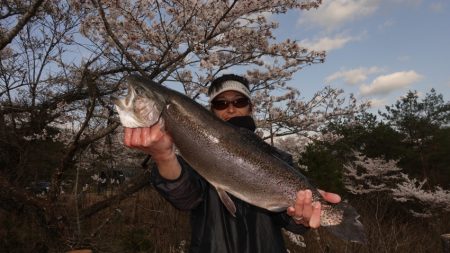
[286, 189, 341, 228]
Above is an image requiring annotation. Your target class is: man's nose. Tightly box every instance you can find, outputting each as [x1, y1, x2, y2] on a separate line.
[226, 103, 236, 112]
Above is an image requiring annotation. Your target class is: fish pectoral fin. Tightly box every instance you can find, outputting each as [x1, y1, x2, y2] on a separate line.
[216, 188, 236, 217]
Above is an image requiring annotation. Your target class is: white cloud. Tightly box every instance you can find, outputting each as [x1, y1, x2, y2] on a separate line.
[368, 98, 388, 108]
[326, 67, 383, 85]
[299, 34, 361, 52]
[416, 91, 424, 98]
[360, 71, 423, 96]
[298, 0, 380, 30]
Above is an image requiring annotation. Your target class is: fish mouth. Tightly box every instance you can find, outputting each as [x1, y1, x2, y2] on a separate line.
[111, 95, 121, 108]
[114, 80, 165, 128]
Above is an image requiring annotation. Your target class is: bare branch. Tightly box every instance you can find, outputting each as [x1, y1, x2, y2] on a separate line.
[91, 0, 147, 77]
[0, 0, 45, 50]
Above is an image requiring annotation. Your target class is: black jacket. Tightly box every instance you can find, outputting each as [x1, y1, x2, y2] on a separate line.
[150, 149, 308, 253]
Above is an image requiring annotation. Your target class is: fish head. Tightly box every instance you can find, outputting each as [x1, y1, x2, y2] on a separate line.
[113, 77, 166, 128]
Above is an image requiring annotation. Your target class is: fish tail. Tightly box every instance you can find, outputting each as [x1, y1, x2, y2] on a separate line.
[322, 202, 368, 244]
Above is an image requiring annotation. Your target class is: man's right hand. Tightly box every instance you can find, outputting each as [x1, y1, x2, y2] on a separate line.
[124, 122, 182, 180]
[124, 121, 174, 159]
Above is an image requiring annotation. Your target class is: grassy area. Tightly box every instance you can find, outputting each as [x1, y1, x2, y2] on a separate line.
[1, 188, 448, 252]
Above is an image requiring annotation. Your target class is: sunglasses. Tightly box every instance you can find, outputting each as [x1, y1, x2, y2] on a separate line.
[211, 97, 250, 110]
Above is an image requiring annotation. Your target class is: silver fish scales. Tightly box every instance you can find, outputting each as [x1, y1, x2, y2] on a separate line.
[114, 75, 367, 244]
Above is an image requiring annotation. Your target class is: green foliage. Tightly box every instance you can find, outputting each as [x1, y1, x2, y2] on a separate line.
[380, 89, 450, 138]
[326, 112, 403, 160]
[429, 128, 450, 181]
[379, 89, 450, 185]
[299, 144, 345, 194]
[300, 88, 450, 198]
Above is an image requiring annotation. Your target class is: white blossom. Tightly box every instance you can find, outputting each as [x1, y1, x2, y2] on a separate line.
[344, 152, 450, 217]
[392, 173, 450, 216]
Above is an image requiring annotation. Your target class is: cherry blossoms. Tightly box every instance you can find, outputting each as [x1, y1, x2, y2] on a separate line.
[72, 0, 324, 95]
[344, 152, 450, 217]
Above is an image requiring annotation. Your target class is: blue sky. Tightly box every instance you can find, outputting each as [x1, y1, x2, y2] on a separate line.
[273, 0, 450, 111]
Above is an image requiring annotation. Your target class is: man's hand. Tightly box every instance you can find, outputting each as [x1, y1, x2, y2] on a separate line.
[123, 122, 181, 180]
[123, 121, 174, 161]
[286, 190, 341, 228]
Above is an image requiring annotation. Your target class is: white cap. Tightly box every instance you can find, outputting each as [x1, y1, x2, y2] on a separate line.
[208, 80, 251, 102]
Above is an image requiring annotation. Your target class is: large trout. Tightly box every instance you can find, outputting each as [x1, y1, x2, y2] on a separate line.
[114, 75, 367, 244]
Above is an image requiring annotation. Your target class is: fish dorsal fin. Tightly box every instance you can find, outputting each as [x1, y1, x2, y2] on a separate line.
[215, 187, 236, 217]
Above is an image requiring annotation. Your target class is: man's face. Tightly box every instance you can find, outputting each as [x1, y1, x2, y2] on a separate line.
[211, 91, 252, 121]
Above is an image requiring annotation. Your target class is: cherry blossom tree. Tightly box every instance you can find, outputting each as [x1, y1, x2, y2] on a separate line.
[343, 152, 402, 195]
[3, 0, 353, 250]
[254, 86, 368, 145]
[392, 173, 450, 218]
[343, 152, 450, 218]
[0, 0, 46, 50]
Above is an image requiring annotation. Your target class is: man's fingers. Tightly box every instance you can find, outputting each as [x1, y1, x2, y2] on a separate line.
[140, 127, 153, 146]
[287, 207, 295, 217]
[318, 189, 341, 204]
[301, 190, 313, 219]
[124, 127, 133, 146]
[309, 202, 321, 228]
[294, 190, 305, 217]
[131, 127, 142, 146]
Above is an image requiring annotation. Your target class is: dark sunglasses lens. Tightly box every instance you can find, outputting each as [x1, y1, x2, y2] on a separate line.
[212, 98, 249, 110]
[234, 98, 249, 108]
[211, 100, 229, 110]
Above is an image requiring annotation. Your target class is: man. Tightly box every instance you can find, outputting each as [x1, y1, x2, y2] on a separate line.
[124, 74, 341, 253]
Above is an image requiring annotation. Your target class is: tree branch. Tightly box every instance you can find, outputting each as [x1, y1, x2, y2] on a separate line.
[78, 170, 152, 220]
[92, 0, 147, 77]
[0, 0, 45, 50]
